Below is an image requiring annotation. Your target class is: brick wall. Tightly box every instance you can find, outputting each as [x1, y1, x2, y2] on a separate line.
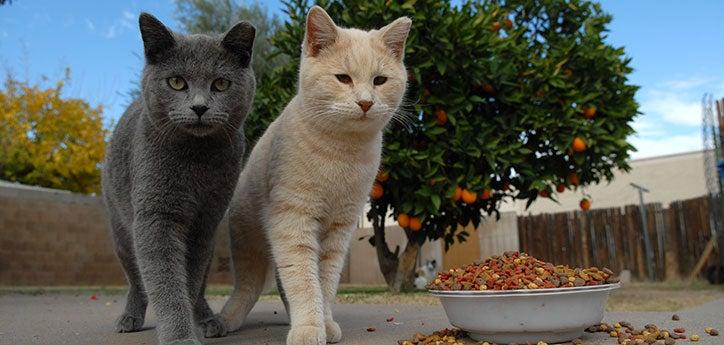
[0, 182, 233, 286]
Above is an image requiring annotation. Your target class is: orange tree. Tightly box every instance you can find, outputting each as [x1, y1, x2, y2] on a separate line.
[0, 70, 107, 194]
[249, 0, 638, 291]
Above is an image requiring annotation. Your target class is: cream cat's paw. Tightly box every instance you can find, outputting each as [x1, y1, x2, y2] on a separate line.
[325, 319, 342, 343]
[287, 325, 326, 345]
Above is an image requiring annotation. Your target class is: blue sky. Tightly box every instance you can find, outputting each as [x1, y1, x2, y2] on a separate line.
[1, 0, 723, 159]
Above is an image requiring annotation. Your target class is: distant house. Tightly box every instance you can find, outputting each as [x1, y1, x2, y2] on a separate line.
[502, 150, 709, 214]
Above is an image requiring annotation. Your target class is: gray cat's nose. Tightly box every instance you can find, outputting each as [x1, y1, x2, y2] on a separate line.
[191, 105, 209, 117]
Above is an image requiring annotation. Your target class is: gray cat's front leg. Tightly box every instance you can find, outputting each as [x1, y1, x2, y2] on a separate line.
[133, 215, 199, 345]
[187, 225, 227, 338]
[109, 214, 148, 333]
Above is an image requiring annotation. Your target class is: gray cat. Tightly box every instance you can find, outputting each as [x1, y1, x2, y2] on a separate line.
[101, 13, 255, 345]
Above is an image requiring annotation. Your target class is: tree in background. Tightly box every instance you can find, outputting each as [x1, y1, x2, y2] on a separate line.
[0, 70, 107, 194]
[251, 0, 639, 291]
[175, 0, 285, 79]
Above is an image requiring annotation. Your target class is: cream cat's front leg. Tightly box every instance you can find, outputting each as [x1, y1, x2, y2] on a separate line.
[269, 210, 326, 345]
[318, 222, 356, 343]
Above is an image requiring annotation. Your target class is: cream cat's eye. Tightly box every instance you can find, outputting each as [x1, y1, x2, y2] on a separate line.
[373, 76, 388, 86]
[212, 78, 231, 92]
[335, 74, 353, 84]
[167, 77, 187, 91]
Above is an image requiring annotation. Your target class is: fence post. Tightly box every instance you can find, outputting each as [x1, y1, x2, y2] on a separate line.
[632, 183, 655, 281]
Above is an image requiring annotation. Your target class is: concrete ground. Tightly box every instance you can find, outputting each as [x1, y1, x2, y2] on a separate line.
[1, 294, 722, 345]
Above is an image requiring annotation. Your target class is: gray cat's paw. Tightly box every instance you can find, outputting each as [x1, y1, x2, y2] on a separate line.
[114, 313, 144, 333]
[287, 325, 326, 345]
[165, 339, 202, 345]
[325, 319, 342, 343]
[200, 314, 227, 338]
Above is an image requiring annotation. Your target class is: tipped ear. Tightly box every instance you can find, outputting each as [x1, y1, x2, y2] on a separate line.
[379, 17, 412, 60]
[139, 13, 176, 64]
[304, 6, 338, 57]
[222, 21, 256, 68]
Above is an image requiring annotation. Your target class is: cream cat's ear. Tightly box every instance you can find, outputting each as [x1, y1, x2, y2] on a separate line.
[139, 13, 176, 64]
[379, 17, 412, 60]
[304, 6, 338, 57]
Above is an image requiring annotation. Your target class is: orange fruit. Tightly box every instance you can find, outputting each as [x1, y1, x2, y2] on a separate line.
[535, 89, 545, 97]
[480, 188, 492, 200]
[572, 137, 587, 153]
[580, 198, 591, 211]
[568, 172, 580, 186]
[376, 169, 389, 183]
[539, 190, 549, 198]
[453, 186, 463, 201]
[491, 21, 501, 32]
[409, 217, 422, 231]
[435, 109, 448, 126]
[502, 181, 511, 191]
[397, 213, 410, 228]
[505, 19, 513, 29]
[461, 189, 477, 204]
[370, 183, 384, 200]
[583, 106, 597, 119]
[556, 183, 566, 193]
[422, 88, 431, 97]
[482, 83, 494, 93]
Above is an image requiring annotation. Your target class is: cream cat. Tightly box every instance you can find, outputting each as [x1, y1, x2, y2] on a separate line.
[219, 6, 411, 345]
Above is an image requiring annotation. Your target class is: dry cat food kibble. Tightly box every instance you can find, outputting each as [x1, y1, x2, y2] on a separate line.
[584, 321, 718, 344]
[426, 251, 618, 291]
[397, 328, 468, 345]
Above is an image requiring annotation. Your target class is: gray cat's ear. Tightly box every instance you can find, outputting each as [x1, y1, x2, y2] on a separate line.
[139, 13, 176, 64]
[304, 6, 337, 57]
[222, 21, 256, 68]
[379, 17, 412, 60]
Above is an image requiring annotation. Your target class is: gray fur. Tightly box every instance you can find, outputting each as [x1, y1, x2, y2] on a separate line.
[102, 13, 255, 345]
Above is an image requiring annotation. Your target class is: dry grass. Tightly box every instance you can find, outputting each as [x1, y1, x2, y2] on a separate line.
[606, 281, 724, 311]
[3, 281, 723, 312]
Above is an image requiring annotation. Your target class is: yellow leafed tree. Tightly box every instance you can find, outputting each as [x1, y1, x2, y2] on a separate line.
[0, 70, 107, 194]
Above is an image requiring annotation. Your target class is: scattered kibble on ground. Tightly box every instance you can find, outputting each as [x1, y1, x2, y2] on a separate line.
[587, 321, 702, 344]
[427, 251, 618, 291]
[671, 314, 680, 321]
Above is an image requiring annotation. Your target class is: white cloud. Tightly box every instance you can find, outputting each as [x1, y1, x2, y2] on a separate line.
[628, 76, 718, 159]
[640, 90, 701, 126]
[662, 77, 713, 90]
[629, 133, 702, 159]
[103, 10, 136, 39]
[85, 19, 95, 32]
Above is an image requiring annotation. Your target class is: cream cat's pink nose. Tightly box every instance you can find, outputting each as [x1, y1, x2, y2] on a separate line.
[357, 100, 373, 112]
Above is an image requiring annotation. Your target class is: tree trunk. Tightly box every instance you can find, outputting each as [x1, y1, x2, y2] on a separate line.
[372, 216, 419, 292]
[391, 241, 419, 292]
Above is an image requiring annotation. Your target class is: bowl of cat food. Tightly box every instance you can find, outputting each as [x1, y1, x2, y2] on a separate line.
[427, 252, 620, 344]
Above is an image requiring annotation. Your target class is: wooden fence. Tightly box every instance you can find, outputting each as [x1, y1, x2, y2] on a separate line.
[518, 196, 718, 281]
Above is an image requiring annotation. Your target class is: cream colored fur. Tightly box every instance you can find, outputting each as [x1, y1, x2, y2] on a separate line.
[219, 6, 411, 345]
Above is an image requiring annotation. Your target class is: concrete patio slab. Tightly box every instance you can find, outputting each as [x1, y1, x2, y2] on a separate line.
[0, 294, 722, 344]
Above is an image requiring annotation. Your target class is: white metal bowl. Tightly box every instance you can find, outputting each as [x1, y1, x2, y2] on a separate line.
[429, 283, 620, 344]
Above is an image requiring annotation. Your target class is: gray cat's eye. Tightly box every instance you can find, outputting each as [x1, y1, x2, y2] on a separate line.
[335, 74, 353, 84]
[212, 78, 231, 92]
[373, 76, 387, 86]
[167, 77, 187, 91]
